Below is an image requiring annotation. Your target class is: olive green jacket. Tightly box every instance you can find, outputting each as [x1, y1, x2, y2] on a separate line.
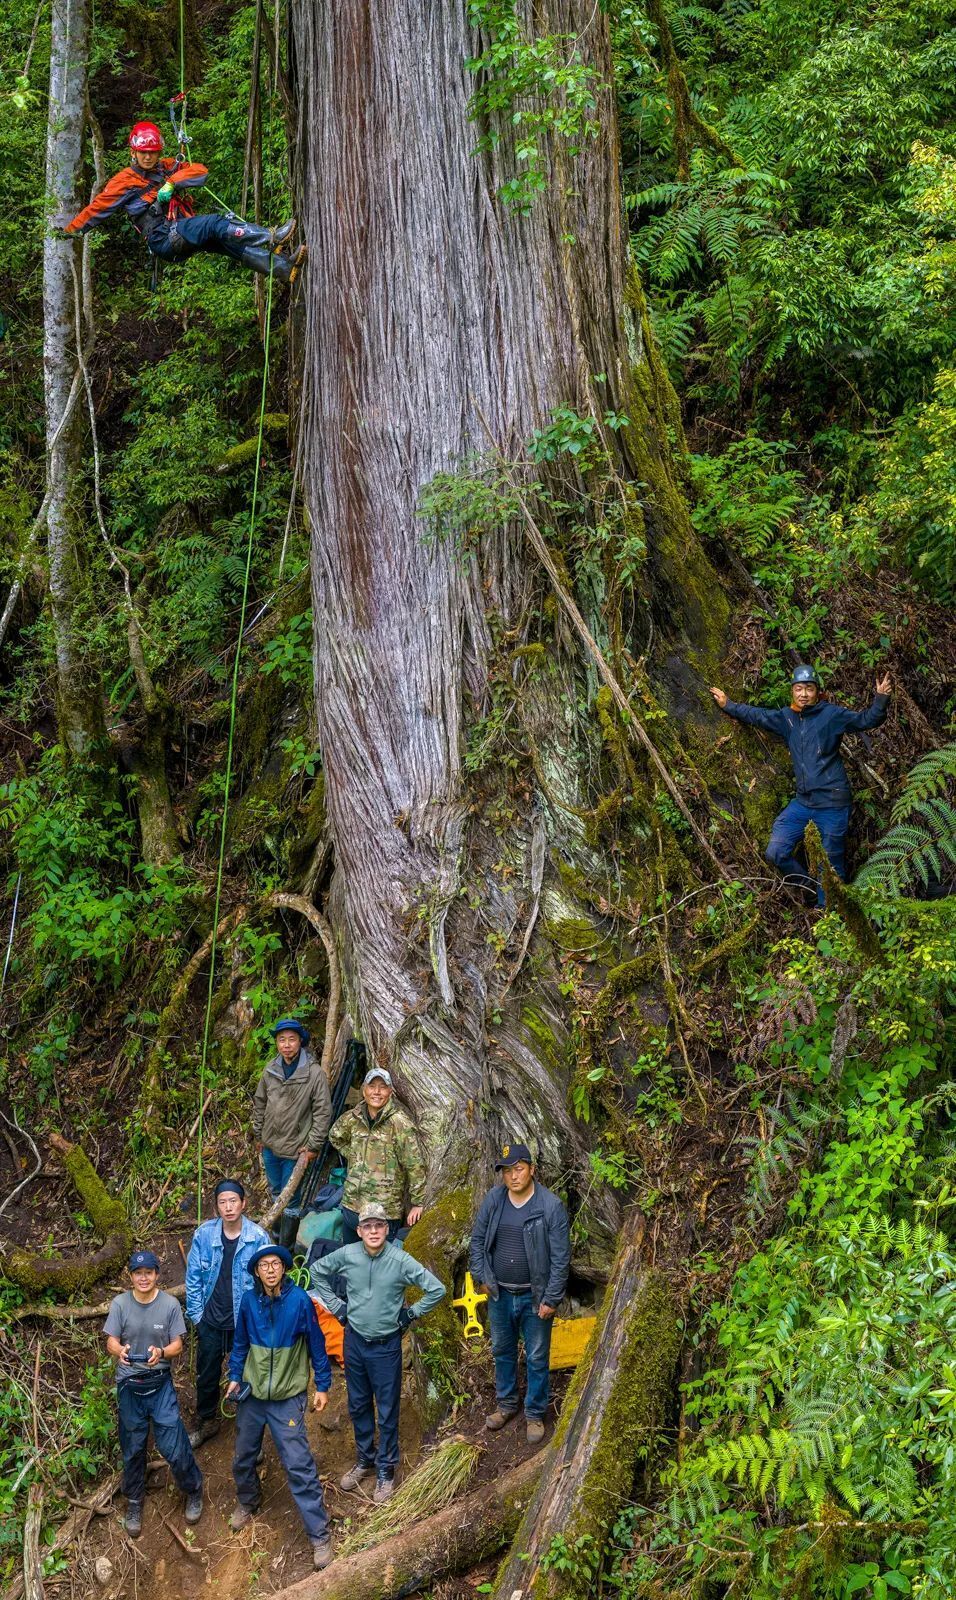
[253, 1047, 332, 1158]
[329, 1098, 426, 1218]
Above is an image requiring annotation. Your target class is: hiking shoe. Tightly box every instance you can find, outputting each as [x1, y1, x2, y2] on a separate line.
[485, 1407, 519, 1431]
[184, 1490, 204, 1525]
[229, 1501, 260, 1532]
[526, 1418, 546, 1446]
[373, 1474, 395, 1505]
[311, 1536, 333, 1569]
[188, 1418, 220, 1448]
[339, 1460, 375, 1492]
[125, 1502, 143, 1538]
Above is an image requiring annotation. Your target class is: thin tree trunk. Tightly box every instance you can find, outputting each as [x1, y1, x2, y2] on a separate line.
[44, 0, 107, 760]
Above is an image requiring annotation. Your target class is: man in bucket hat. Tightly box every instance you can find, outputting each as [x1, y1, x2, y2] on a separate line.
[226, 1244, 334, 1569]
[311, 1202, 445, 1504]
[329, 1065, 426, 1244]
[103, 1250, 203, 1537]
[470, 1143, 570, 1447]
[253, 1018, 332, 1203]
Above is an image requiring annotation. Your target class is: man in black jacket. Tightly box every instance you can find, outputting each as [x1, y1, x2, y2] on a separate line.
[710, 666, 892, 903]
[469, 1142, 570, 1446]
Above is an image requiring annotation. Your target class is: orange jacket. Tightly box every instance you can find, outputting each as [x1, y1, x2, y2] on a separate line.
[66, 157, 208, 235]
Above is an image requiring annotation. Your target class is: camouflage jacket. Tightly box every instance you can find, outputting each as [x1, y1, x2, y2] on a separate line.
[328, 1098, 426, 1219]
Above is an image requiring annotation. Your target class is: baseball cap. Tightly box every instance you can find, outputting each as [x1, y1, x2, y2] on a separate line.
[363, 1067, 392, 1088]
[494, 1141, 534, 1170]
[129, 1250, 160, 1271]
[358, 1203, 389, 1226]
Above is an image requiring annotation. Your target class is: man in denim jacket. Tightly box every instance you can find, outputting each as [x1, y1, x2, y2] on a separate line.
[185, 1179, 269, 1446]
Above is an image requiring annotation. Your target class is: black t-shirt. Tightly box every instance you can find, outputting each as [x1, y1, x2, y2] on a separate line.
[491, 1190, 542, 1289]
[202, 1229, 239, 1331]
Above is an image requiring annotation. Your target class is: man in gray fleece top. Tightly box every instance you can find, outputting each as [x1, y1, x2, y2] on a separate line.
[310, 1202, 445, 1504]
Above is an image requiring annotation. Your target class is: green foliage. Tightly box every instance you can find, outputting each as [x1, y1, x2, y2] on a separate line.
[857, 743, 956, 896]
[624, 899, 956, 1596]
[465, 0, 600, 212]
[260, 610, 314, 688]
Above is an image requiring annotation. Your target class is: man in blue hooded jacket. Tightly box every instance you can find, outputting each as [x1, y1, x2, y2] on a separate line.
[185, 1179, 269, 1447]
[226, 1244, 334, 1569]
[710, 666, 892, 902]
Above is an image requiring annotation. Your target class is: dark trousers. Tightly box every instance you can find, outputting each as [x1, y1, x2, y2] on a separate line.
[340, 1206, 402, 1246]
[344, 1324, 403, 1475]
[233, 1392, 329, 1539]
[488, 1291, 554, 1420]
[147, 213, 271, 263]
[195, 1320, 233, 1420]
[117, 1375, 202, 1504]
[766, 799, 850, 906]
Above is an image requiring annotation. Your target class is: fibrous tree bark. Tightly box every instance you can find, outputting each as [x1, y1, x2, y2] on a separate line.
[43, 0, 108, 761]
[291, 0, 726, 1189]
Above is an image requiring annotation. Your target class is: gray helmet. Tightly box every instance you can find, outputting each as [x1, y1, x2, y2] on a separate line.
[791, 665, 820, 687]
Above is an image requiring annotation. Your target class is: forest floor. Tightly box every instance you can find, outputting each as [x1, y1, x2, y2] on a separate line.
[63, 1340, 567, 1600]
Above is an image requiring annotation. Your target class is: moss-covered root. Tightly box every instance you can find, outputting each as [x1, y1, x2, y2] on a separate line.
[0, 1133, 131, 1295]
[404, 1187, 474, 1426]
[265, 1455, 543, 1600]
[491, 1210, 681, 1600]
[805, 824, 886, 964]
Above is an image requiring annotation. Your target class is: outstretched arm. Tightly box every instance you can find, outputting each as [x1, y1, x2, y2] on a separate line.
[64, 171, 140, 234]
[710, 687, 788, 739]
[836, 673, 893, 734]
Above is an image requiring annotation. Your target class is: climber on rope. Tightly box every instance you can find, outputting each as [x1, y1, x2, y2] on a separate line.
[710, 665, 892, 903]
[59, 121, 305, 284]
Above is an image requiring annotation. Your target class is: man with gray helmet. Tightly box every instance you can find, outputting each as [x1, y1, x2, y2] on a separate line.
[329, 1066, 426, 1244]
[311, 1202, 445, 1503]
[710, 667, 892, 903]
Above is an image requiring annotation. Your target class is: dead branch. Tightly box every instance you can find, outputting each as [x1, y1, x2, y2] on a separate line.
[260, 1154, 310, 1234]
[0, 1135, 130, 1296]
[22, 1484, 44, 1600]
[266, 893, 341, 1077]
[0, 1110, 42, 1218]
[265, 1454, 543, 1600]
[11, 1283, 185, 1323]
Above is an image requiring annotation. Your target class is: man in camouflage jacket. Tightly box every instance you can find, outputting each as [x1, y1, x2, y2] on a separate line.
[329, 1068, 426, 1243]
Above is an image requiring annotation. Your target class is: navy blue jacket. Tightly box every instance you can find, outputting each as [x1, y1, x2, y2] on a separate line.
[469, 1182, 571, 1310]
[720, 693, 889, 807]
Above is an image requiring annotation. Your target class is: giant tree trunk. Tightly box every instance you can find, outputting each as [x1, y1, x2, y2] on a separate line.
[292, 1, 726, 1195]
[44, 0, 107, 760]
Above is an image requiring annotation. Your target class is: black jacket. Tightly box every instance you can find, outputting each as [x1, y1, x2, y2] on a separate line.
[720, 694, 890, 807]
[469, 1182, 571, 1310]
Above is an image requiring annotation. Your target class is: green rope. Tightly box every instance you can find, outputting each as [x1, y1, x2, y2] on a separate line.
[179, 0, 185, 96]
[195, 261, 277, 1216]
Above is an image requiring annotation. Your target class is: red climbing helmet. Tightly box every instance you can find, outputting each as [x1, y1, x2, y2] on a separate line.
[129, 121, 164, 153]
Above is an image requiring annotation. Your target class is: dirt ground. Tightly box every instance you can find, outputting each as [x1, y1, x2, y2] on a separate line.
[62, 1342, 569, 1600]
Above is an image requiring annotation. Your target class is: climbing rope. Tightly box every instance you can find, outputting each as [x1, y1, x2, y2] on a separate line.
[194, 263, 277, 1216]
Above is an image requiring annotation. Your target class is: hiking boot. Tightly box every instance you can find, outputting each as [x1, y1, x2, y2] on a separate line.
[311, 1536, 333, 1569]
[229, 1501, 260, 1532]
[339, 1460, 375, 1492]
[184, 1490, 204, 1525]
[373, 1473, 395, 1505]
[239, 244, 291, 282]
[485, 1406, 519, 1432]
[188, 1418, 220, 1448]
[271, 218, 297, 250]
[125, 1502, 143, 1539]
[526, 1418, 546, 1446]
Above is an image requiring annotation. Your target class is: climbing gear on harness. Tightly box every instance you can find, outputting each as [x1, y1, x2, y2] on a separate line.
[168, 91, 190, 153]
[129, 121, 164, 152]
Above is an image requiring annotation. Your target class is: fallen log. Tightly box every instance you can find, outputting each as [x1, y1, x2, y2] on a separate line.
[266, 1454, 542, 1600]
[491, 1209, 681, 1600]
[0, 1134, 131, 1296]
[11, 1283, 185, 1322]
[2, 1471, 121, 1600]
[22, 1484, 44, 1600]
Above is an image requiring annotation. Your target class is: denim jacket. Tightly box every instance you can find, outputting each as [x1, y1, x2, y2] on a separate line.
[185, 1215, 270, 1326]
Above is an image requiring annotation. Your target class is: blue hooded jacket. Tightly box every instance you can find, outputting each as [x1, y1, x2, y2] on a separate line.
[720, 693, 889, 807]
[229, 1276, 332, 1401]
